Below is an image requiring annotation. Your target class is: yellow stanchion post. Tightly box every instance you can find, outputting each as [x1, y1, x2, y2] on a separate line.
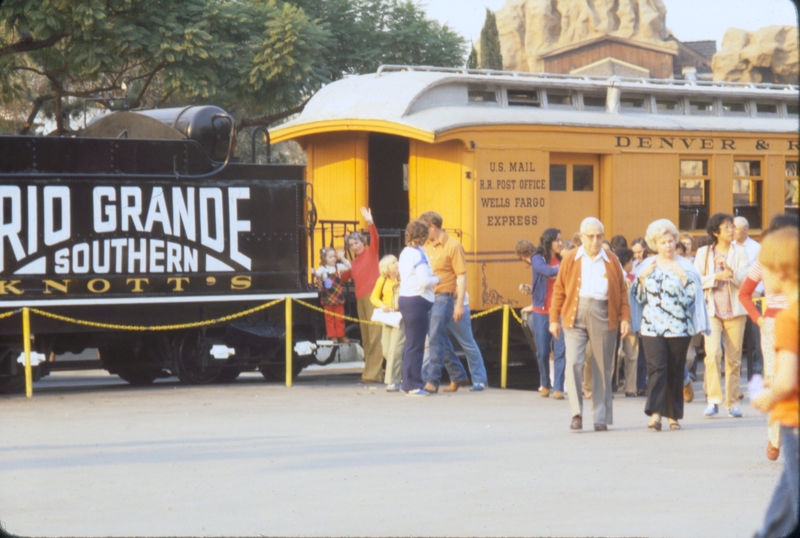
[22, 307, 32, 398]
[285, 297, 293, 388]
[501, 304, 509, 389]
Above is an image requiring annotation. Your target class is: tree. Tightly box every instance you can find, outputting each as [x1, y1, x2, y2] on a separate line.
[0, 0, 466, 135]
[467, 44, 478, 69]
[478, 8, 503, 70]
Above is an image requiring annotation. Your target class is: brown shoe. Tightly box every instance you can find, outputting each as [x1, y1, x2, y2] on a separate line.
[540, 387, 551, 398]
[553, 390, 564, 400]
[570, 415, 583, 430]
[339, 336, 351, 343]
[441, 380, 465, 392]
[594, 423, 608, 432]
[684, 383, 694, 403]
[423, 382, 439, 394]
[767, 442, 780, 461]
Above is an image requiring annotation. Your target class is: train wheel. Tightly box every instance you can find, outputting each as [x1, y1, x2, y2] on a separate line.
[0, 368, 40, 394]
[116, 369, 159, 386]
[214, 367, 242, 384]
[99, 338, 163, 387]
[174, 333, 223, 385]
[258, 340, 307, 382]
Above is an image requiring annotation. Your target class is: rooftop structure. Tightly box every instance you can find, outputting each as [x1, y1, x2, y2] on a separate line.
[272, 65, 799, 144]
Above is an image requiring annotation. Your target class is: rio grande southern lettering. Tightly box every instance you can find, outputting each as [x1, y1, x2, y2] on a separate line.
[0, 185, 251, 274]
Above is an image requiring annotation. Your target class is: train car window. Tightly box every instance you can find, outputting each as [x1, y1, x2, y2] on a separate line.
[573, 165, 594, 191]
[679, 159, 710, 230]
[581, 94, 606, 109]
[656, 99, 682, 114]
[468, 89, 498, 104]
[786, 161, 799, 215]
[689, 101, 714, 114]
[787, 103, 799, 116]
[721, 102, 747, 115]
[507, 89, 541, 107]
[734, 160, 761, 177]
[550, 164, 567, 191]
[756, 103, 779, 115]
[733, 160, 763, 228]
[620, 96, 646, 110]
[680, 159, 708, 176]
[546, 91, 573, 107]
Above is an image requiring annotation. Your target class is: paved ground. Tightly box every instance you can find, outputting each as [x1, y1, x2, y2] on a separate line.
[0, 367, 782, 537]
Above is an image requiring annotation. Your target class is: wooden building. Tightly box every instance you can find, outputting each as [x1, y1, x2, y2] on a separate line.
[539, 35, 677, 79]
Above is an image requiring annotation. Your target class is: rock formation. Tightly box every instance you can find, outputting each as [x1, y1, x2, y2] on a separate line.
[712, 26, 798, 84]
[494, 0, 677, 72]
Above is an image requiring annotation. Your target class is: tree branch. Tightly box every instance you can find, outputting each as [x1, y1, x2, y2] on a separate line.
[0, 33, 68, 58]
[237, 98, 311, 131]
[129, 63, 168, 108]
[20, 94, 55, 135]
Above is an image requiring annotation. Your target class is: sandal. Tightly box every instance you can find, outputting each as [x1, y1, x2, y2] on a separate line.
[647, 419, 662, 431]
[583, 389, 592, 399]
[669, 420, 681, 431]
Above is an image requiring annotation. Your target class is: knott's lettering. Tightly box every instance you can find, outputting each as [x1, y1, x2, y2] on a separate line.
[614, 136, 797, 152]
[0, 275, 254, 296]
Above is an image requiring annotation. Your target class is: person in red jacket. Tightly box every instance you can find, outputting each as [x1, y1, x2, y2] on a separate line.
[738, 213, 799, 460]
[347, 207, 384, 383]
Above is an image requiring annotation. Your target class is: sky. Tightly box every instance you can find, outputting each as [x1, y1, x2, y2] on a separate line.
[422, 0, 799, 48]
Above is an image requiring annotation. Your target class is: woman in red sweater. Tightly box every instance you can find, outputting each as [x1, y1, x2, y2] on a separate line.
[738, 213, 799, 460]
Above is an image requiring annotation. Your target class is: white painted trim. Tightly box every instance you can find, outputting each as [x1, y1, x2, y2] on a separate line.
[0, 292, 318, 308]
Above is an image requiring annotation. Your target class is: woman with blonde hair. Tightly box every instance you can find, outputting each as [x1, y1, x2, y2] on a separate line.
[630, 219, 709, 430]
[397, 221, 439, 396]
[751, 226, 799, 538]
[371, 255, 405, 392]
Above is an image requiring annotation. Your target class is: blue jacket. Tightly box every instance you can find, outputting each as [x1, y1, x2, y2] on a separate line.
[629, 256, 710, 336]
[530, 253, 559, 311]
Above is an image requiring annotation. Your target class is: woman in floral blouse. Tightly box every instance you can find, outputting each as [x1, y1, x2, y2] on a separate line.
[631, 219, 708, 431]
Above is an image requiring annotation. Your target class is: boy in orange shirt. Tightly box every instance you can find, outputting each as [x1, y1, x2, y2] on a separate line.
[751, 227, 798, 538]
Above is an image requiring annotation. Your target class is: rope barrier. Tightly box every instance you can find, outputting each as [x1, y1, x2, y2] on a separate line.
[29, 298, 285, 331]
[469, 305, 503, 319]
[293, 298, 384, 326]
[0, 309, 21, 320]
[510, 307, 523, 325]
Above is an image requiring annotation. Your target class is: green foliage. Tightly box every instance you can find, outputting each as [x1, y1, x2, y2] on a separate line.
[0, 0, 467, 135]
[478, 8, 503, 70]
[467, 44, 478, 69]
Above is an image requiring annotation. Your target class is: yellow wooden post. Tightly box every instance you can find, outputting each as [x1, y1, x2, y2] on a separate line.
[22, 307, 32, 398]
[285, 297, 293, 387]
[501, 304, 509, 389]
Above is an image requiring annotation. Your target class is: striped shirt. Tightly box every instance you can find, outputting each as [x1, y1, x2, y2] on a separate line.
[748, 261, 789, 312]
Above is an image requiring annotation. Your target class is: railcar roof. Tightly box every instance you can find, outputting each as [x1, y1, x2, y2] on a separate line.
[272, 66, 799, 142]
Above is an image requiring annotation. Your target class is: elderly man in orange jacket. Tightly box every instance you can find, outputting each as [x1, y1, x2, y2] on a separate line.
[550, 217, 631, 432]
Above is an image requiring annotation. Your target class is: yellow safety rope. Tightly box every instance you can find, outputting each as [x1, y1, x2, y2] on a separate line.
[293, 298, 384, 326]
[29, 298, 285, 331]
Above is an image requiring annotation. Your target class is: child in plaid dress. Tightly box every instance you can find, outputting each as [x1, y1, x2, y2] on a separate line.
[316, 247, 351, 343]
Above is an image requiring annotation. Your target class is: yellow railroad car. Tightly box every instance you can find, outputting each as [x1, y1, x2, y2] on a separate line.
[271, 65, 798, 322]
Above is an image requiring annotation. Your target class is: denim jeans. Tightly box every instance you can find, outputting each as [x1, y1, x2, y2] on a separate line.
[424, 293, 468, 387]
[445, 304, 488, 386]
[529, 311, 565, 391]
[398, 295, 433, 392]
[756, 426, 798, 538]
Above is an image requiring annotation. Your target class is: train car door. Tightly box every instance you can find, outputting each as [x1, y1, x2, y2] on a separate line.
[368, 133, 410, 230]
[548, 153, 601, 239]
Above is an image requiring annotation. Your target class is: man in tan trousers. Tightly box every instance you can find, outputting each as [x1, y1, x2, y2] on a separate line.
[550, 217, 631, 431]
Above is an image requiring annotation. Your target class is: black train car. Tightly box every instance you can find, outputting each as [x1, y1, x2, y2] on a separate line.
[0, 106, 322, 391]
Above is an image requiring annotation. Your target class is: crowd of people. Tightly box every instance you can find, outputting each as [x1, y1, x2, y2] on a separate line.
[315, 208, 798, 532]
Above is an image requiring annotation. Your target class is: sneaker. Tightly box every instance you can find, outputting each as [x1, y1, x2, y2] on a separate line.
[704, 403, 718, 417]
[469, 383, 486, 392]
[386, 384, 400, 392]
[728, 407, 743, 418]
[406, 388, 430, 397]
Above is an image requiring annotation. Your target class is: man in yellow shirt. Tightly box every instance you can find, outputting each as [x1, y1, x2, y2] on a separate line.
[419, 211, 475, 393]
